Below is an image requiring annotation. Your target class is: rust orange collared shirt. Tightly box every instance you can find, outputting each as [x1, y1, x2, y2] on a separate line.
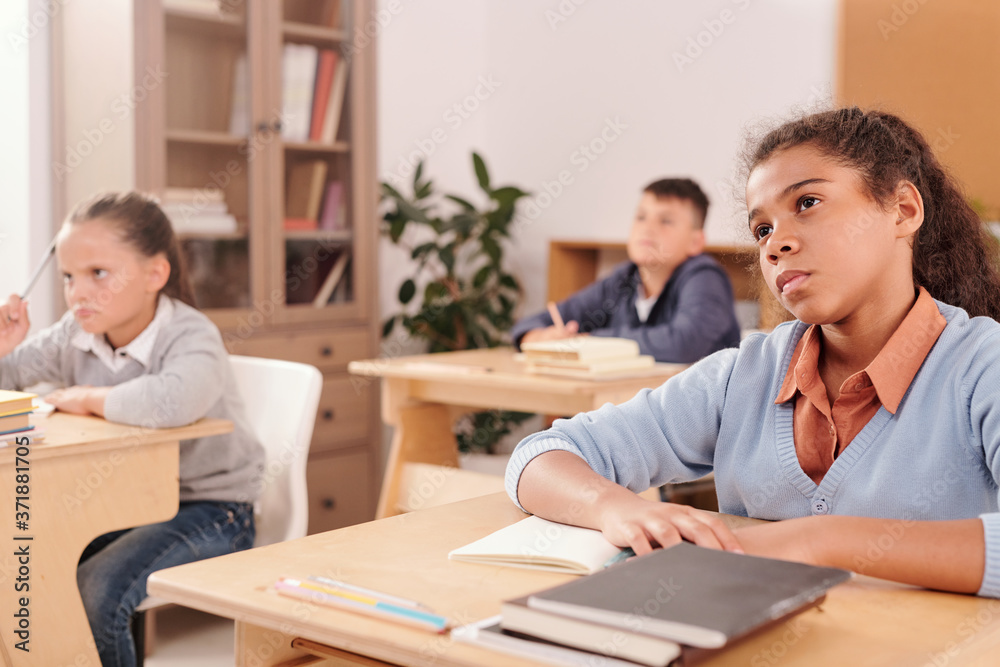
[774, 287, 947, 484]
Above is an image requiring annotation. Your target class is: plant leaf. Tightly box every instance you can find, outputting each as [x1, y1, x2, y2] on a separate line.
[381, 316, 396, 338]
[473, 265, 491, 289]
[445, 194, 476, 211]
[411, 242, 436, 260]
[414, 179, 433, 200]
[473, 152, 490, 191]
[381, 182, 405, 200]
[398, 279, 416, 304]
[490, 186, 529, 209]
[499, 274, 519, 290]
[481, 235, 501, 263]
[389, 218, 406, 242]
[413, 160, 424, 188]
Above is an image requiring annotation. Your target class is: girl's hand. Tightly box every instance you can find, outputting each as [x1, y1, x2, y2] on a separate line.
[596, 493, 744, 556]
[521, 320, 582, 344]
[46, 386, 111, 417]
[0, 294, 30, 358]
[733, 517, 826, 566]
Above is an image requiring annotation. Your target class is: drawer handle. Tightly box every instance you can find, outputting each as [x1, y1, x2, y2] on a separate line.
[321, 345, 333, 357]
[322, 498, 336, 510]
[323, 409, 335, 421]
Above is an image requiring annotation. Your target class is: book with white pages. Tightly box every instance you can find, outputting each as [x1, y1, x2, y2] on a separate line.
[448, 515, 626, 575]
[520, 336, 641, 362]
[452, 616, 652, 667]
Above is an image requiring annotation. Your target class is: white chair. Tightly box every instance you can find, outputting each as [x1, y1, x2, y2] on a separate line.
[133, 355, 323, 663]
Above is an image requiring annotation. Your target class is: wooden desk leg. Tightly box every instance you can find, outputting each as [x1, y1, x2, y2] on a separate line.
[0, 440, 179, 666]
[376, 403, 460, 519]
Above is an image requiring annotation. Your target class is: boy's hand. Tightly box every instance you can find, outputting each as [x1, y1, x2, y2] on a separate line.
[597, 493, 744, 555]
[521, 320, 582, 344]
[46, 385, 110, 417]
[0, 294, 30, 358]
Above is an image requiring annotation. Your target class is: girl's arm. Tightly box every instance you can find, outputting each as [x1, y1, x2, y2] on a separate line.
[735, 515, 985, 594]
[46, 385, 111, 417]
[518, 450, 743, 554]
[101, 321, 228, 428]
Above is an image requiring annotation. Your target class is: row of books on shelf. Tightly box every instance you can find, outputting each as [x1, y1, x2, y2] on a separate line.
[285, 160, 346, 231]
[231, 44, 349, 144]
[446, 516, 852, 666]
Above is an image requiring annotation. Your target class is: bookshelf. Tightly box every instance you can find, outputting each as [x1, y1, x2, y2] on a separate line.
[56, 0, 379, 534]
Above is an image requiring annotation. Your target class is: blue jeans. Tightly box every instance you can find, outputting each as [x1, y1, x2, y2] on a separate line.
[76, 500, 256, 667]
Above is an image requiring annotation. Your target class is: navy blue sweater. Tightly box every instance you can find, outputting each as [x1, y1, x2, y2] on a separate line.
[511, 255, 742, 363]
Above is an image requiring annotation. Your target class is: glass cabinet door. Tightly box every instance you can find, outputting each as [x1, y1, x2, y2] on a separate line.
[277, 0, 358, 315]
[160, 0, 254, 313]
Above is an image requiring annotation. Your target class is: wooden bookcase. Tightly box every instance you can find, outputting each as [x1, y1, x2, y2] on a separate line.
[56, 0, 380, 534]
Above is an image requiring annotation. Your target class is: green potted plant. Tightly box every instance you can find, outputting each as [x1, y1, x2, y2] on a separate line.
[380, 152, 532, 453]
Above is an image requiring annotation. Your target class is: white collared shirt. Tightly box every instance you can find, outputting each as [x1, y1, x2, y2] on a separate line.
[634, 285, 658, 323]
[70, 294, 175, 373]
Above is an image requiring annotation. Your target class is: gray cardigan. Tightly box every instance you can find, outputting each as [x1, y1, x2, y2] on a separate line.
[0, 299, 264, 503]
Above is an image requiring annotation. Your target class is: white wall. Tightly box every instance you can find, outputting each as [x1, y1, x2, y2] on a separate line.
[377, 0, 837, 335]
[0, 0, 57, 328]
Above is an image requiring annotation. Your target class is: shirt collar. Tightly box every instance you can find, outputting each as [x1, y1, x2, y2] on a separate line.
[71, 294, 174, 371]
[775, 287, 946, 413]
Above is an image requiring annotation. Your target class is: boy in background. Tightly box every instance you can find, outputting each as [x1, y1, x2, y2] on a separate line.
[512, 178, 741, 363]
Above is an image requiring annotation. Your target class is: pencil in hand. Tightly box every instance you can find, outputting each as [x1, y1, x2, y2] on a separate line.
[547, 301, 565, 330]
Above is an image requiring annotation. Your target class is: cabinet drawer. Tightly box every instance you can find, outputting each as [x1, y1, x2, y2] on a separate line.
[224, 327, 370, 372]
[312, 376, 374, 453]
[306, 450, 375, 534]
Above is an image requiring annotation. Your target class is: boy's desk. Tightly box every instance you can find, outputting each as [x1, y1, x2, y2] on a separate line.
[348, 347, 685, 518]
[146, 492, 1000, 667]
[0, 412, 232, 667]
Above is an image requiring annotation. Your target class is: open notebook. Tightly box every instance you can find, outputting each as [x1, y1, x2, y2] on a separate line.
[448, 515, 626, 575]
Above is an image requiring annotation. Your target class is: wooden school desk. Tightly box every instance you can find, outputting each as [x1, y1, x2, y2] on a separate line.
[147, 492, 1000, 667]
[0, 412, 232, 667]
[347, 347, 685, 518]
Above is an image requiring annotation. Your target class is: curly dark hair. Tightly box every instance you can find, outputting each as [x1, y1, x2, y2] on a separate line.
[744, 107, 1000, 320]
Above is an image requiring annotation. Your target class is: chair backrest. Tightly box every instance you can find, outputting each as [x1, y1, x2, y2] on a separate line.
[229, 355, 322, 547]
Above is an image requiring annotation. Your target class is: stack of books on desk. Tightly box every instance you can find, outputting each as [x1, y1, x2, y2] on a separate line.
[455, 540, 852, 666]
[0, 390, 44, 446]
[519, 336, 659, 379]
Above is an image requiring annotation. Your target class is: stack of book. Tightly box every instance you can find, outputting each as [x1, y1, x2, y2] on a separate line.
[451, 516, 852, 666]
[0, 390, 44, 447]
[519, 336, 662, 379]
[160, 188, 238, 235]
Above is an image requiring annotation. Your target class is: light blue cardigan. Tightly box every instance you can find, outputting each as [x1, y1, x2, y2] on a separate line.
[506, 298, 1000, 598]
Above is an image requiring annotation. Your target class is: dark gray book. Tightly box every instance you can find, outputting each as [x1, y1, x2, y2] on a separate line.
[527, 542, 852, 649]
